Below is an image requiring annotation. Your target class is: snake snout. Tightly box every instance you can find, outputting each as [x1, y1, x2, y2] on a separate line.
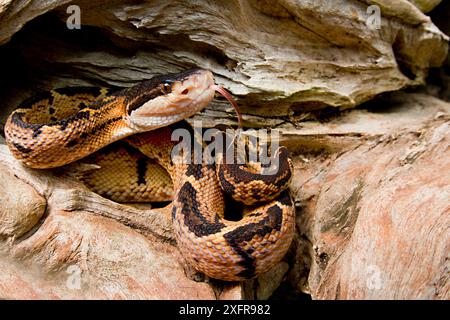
[126, 69, 216, 131]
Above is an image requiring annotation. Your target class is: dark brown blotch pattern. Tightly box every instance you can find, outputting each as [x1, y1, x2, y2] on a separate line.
[177, 181, 226, 237]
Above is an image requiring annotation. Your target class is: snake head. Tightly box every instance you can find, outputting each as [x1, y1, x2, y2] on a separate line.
[125, 68, 215, 131]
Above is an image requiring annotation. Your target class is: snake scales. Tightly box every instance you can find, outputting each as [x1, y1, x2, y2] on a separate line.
[4, 69, 296, 281]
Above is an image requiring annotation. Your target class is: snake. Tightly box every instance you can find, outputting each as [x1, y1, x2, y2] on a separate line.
[4, 68, 296, 281]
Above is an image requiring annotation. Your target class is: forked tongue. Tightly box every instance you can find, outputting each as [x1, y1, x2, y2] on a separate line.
[210, 84, 243, 128]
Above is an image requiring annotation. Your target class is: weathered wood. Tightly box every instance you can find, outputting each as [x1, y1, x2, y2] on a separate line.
[0, 143, 289, 299]
[288, 111, 450, 299]
[0, 0, 448, 300]
[0, 0, 448, 122]
[1, 93, 448, 299]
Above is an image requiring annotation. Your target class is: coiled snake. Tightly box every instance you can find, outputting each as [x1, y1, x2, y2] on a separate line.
[4, 69, 295, 281]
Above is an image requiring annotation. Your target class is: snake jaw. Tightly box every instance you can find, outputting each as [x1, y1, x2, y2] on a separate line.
[127, 69, 215, 131]
[125, 69, 243, 132]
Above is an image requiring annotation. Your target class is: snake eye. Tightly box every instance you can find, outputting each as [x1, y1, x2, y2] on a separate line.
[161, 81, 172, 94]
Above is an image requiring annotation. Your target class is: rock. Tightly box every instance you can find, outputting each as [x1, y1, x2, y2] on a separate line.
[0, 164, 46, 239]
[280, 92, 450, 154]
[0, 0, 72, 46]
[9, 210, 216, 299]
[289, 96, 450, 299]
[0, 0, 449, 300]
[255, 262, 290, 300]
[0, 0, 448, 125]
[409, 0, 442, 13]
[362, 0, 430, 24]
[312, 120, 449, 299]
[0, 147, 217, 299]
[218, 284, 243, 300]
[0, 93, 448, 300]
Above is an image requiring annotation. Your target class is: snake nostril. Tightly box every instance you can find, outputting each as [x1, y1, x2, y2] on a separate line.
[181, 88, 189, 95]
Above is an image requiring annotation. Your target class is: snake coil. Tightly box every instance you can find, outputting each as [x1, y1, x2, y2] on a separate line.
[5, 69, 296, 281]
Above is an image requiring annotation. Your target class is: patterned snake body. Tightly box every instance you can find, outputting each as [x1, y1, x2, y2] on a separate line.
[5, 69, 296, 281]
